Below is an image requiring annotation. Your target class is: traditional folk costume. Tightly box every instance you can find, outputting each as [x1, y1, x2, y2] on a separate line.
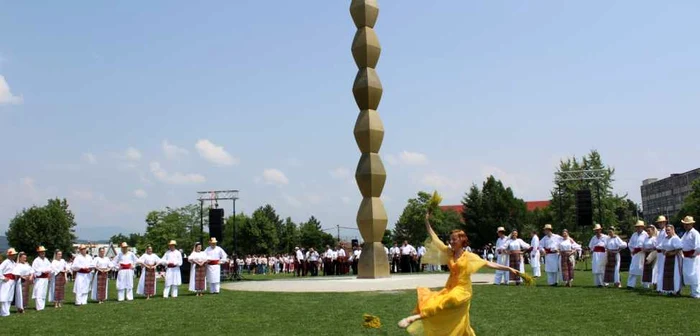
[627, 222, 649, 288]
[588, 227, 609, 287]
[641, 234, 658, 289]
[529, 234, 541, 277]
[188, 250, 208, 293]
[31, 247, 52, 311]
[659, 232, 683, 295]
[113, 245, 137, 301]
[407, 230, 488, 336]
[0, 249, 17, 317]
[204, 239, 228, 294]
[48, 256, 68, 305]
[336, 247, 347, 275]
[558, 237, 581, 285]
[71, 250, 94, 306]
[603, 233, 627, 287]
[654, 217, 668, 292]
[91, 256, 113, 302]
[680, 217, 700, 298]
[137, 252, 161, 297]
[12, 260, 34, 313]
[493, 227, 509, 285]
[539, 227, 562, 286]
[161, 242, 183, 298]
[504, 236, 530, 284]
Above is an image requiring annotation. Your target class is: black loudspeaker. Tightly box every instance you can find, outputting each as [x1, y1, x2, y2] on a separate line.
[351, 239, 359, 247]
[576, 189, 593, 226]
[208, 208, 224, 242]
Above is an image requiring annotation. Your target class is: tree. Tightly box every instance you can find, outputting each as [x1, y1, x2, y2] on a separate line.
[462, 176, 528, 248]
[260, 204, 284, 253]
[237, 206, 279, 255]
[381, 229, 393, 246]
[551, 150, 630, 235]
[6, 198, 77, 257]
[223, 212, 250, 256]
[299, 216, 335, 250]
[279, 217, 300, 253]
[673, 179, 700, 225]
[393, 191, 459, 246]
[140, 204, 204, 255]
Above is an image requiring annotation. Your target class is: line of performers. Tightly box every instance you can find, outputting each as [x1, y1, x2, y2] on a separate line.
[492, 215, 700, 298]
[0, 237, 229, 317]
[293, 245, 362, 276]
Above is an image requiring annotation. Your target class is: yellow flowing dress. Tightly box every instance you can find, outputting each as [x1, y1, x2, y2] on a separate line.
[407, 231, 487, 336]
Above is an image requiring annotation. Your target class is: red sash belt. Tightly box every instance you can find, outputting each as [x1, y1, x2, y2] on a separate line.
[208, 260, 219, 265]
[656, 249, 663, 253]
[3, 274, 15, 280]
[167, 263, 177, 268]
[633, 248, 642, 254]
[78, 268, 91, 274]
[683, 251, 696, 258]
[37, 272, 50, 279]
[119, 264, 132, 270]
[544, 248, 556, 254]
[593, 246, 606, 253]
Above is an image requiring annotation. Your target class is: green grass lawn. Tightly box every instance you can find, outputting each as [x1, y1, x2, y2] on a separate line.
[2, 268, 698, 335]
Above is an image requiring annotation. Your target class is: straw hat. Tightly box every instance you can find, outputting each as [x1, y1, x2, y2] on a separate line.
[6, 248, 17, 256]
[168, 240, 177, 246]
[656, 215, 667, 223]
[36, 246, 47, 252]
[681, 216, 695, 225]
[634, 220, 645, 227]
[608, 226, 617, 232]
[78, 244, 87, 250]
[592, 224, 603, 231]
[120, 242, 129, 248]
[496, 227, 505, 233]
[209, 237, 218, 244]
[543, 224, 553, 231]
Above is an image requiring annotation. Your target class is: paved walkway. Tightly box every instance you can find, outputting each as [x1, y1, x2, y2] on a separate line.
[221, 273, 494, 293]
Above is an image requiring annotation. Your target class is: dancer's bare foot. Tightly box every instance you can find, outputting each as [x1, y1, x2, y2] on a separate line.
[398, 314, 421, 329]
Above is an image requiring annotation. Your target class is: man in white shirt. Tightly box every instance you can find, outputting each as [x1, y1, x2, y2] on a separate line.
[529, 231, 541, 277]
[417, 245, 426, 272]
[294, 247, 305, 277]
[494, 227, 509, 285]
[400, 241, 416, 273]
[350, 245, 362, 275]
[204, 237, 228, 294]
[336, 245, 347, 275]
[31, 246, 52, 310]
[307, 248, 320, 276]
[389, 243, 400, 273]
[323, 245, 335, 276]
[680, 216, 700, 298]
[112, 242, 137, 301]
[627, 220, 649, 288]
[161, 240, 182, 298]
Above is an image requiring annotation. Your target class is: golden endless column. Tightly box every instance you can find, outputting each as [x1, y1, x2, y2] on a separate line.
[350, 0, 389, 278]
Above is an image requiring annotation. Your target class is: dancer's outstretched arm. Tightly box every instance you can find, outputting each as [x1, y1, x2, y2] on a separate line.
[485, 261, 519, 275]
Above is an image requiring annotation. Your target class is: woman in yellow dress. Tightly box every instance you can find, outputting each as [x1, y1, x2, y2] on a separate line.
[398, 210, 521, 335]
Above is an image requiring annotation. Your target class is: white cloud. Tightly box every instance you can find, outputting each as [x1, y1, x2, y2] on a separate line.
[123, 147, 142, 161]
[262, 168, 289, 186]
[0, 75, 22, 105]
[162, 140, 189, 159]
[421, 173, 454, 189]
[149, 161, 206, 185]
[330, 167, 351, 179]
[306, 193, 322, 205]
[283, 194, 302, 208]
[82, 153, 97, 165]
[399, 151, 428, 165]
[133, 189, 148, 198]
[195, 139, 239, 166]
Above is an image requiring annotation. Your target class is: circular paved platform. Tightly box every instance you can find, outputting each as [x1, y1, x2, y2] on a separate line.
[221, 273, 494, 293]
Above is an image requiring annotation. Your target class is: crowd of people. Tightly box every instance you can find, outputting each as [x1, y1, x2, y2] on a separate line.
[0, 237, 229, 317]
[489, 215, 700, 298]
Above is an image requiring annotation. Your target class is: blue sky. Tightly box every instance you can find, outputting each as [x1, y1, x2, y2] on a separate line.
[1, 1, 699, 240]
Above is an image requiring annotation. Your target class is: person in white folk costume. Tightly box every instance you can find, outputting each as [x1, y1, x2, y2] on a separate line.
[588, 224, 609, 287]
[48, 250, 68, 308]
[71, 244, 94, 306]
[204, 237, 228, 294]
[91, 247, 113, 304]
[603, 226, 627, 288]
[641, 225, 659, 289]
[659, 224, 683, 295]
[12, 252, 35, 314]
[529, 230, 541, 277]
[626, 220, 649, 289]
[557, 230, 581, 287]
[31, 246, 52, 311]
[0, 248, 18, 317]
[161, 240, 183, 298]
[188, 242, 208, 296]
[113, 242, 137, 301]
[679, 216, 700, 298]
[539, 224, 562, 286]
[137, 245, 161, 300]
[503, 230, 530, 285]
[654, 216, 668, 292]
[494, 227, 510, 285]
